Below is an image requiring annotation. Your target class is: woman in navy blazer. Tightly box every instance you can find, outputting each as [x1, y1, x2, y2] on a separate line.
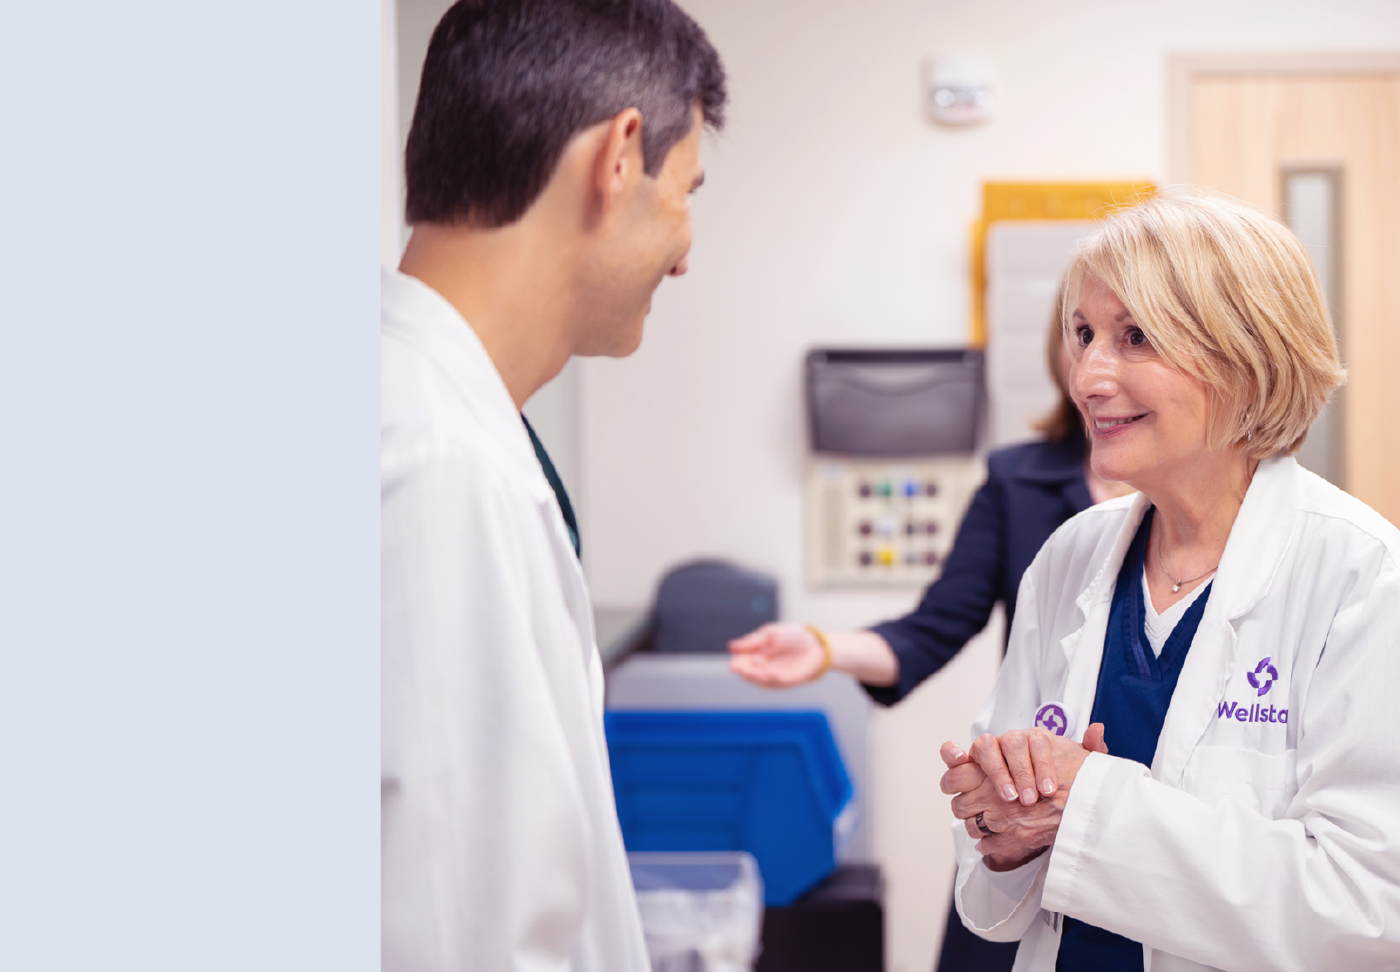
[731, 315, 1131, 972]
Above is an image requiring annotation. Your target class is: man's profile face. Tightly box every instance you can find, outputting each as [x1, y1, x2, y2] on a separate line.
[577, 103, 706, 357]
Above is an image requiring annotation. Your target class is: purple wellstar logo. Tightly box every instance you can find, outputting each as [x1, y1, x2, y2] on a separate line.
[1247, 657, 1279, 697]
[1035, 703, 1069, 736]
[1218, 656, 1286, 725]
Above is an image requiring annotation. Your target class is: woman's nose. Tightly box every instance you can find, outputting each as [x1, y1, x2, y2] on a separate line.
[1071, 343, 1116, 399]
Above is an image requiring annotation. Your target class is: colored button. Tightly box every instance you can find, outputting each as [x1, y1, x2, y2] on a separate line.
[876, 548, 895, 566]
[904, 521, 917, 535]
[924, 482, 939, 497]
[858, 521, 873, 536]
[925, 521, 939, 535]
[878, 481, 893, 498]
[858, 482, 872, 498]
[902, 479, 919, 498]
[858, 551, 873, 566]
[924, 551, 940, 566]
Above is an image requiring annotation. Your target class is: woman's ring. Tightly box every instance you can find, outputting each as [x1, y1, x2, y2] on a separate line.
[976, 812, 996, 837]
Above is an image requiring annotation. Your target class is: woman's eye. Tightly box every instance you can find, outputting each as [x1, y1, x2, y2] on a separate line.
[1075, 326, 1093, 346]
[1126, 328, 1149, 348]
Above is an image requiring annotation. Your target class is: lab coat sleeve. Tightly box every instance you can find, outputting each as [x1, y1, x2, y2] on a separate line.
[952, 568, 1055, 941]
[381, 446, 594, 972]
[1042, 559, 1400, 972]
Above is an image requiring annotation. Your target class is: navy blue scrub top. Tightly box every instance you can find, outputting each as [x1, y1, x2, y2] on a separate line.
[867, 434, 1093, 706]
[1055, 508, 1212, 972]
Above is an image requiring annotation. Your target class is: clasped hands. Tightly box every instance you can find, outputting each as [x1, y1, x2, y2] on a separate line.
[939, 723, 1109, 872]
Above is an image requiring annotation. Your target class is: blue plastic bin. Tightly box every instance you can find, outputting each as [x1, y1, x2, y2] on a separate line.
[605, 710, 856, 906]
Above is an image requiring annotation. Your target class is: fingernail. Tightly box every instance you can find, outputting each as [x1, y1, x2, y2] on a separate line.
[949, 748, 964, 761]
[1041, 779, 1056, 795]
[1002, 784, 1018, 801]
[1021, 788, 1036, 805]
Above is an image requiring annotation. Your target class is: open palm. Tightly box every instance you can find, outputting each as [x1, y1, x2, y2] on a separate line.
[727, 623, 824, 688]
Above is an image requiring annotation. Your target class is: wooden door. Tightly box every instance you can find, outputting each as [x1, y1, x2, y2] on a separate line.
[1174, 59, 1400, 525]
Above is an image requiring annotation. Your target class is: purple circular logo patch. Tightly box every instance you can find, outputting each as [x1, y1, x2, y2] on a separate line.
[1034, 702, 1073, 737]
[1247, 657, 1279, 697]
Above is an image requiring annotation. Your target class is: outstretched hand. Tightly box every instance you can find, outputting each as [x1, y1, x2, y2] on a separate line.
[939, 724, 1109, 871]
[728, 623, 825, 688]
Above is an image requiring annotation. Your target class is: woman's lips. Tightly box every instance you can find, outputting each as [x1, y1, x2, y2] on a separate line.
[1093, 414, 1147, 435]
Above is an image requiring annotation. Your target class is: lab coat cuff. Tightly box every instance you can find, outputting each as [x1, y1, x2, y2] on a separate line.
[955, 821, 1050, 938]
[1042, 751, 1149, 915]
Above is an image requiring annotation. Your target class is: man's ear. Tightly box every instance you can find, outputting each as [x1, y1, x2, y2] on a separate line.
[592, 108, 644, 216]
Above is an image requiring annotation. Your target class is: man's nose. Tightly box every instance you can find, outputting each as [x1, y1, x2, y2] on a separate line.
[668, 253, 689, 277]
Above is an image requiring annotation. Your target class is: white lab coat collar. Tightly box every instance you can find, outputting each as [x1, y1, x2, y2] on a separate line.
[1058, 456, 1303, 785]
[1207, 455, 1302, 621]
[381, 269, 596, 671]
[380, 268, 553, 507]
[1067, 456, 1299, 623]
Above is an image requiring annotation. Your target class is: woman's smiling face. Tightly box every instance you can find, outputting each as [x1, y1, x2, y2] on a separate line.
[1069, 275, 1216, 490]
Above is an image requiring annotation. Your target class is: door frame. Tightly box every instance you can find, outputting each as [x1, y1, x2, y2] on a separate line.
[1166, 51, 1400, 184]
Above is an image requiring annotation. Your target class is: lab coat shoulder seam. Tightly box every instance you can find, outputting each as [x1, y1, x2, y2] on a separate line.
[1042, 497, 1134, 556]
[382, 309, 542, 485]
[1294, 506, 1400, 569]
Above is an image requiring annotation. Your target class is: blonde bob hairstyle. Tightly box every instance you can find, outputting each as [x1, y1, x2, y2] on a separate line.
[1060, 188, 1345, 460]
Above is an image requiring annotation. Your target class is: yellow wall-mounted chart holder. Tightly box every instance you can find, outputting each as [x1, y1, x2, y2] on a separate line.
[969, 181, 1156, 347]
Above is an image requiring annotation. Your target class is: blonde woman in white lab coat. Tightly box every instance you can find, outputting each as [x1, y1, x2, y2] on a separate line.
[939, 189, 1400, 972]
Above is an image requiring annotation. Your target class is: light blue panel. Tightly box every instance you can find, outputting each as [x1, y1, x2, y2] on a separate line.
[0, 2, 379, 968]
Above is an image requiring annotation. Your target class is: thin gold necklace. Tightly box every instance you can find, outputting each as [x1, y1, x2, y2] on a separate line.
[1156, 531, 1218, 594]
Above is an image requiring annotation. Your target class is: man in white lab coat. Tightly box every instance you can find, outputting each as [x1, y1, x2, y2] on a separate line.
[381, 2, 726, 969]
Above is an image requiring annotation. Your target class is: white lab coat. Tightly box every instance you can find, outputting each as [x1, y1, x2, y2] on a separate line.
[381, 269, 650, 972]
[954, 456, 1400, 972]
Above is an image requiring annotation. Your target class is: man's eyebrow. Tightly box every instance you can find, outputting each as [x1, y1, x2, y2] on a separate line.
[690, 171, 705, 191]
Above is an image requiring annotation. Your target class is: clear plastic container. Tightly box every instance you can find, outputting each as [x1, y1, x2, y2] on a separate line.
[628, 851, 764, 972]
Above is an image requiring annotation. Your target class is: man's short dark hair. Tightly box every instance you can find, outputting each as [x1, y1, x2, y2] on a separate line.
[405, 0, 727, 228]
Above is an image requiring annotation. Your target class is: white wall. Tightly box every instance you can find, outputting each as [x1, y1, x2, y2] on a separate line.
[574, 3, 1400, 970]
[580, 0, 1400, 614]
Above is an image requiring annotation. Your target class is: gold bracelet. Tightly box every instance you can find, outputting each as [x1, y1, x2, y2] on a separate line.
[804, 624, 833, 681]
